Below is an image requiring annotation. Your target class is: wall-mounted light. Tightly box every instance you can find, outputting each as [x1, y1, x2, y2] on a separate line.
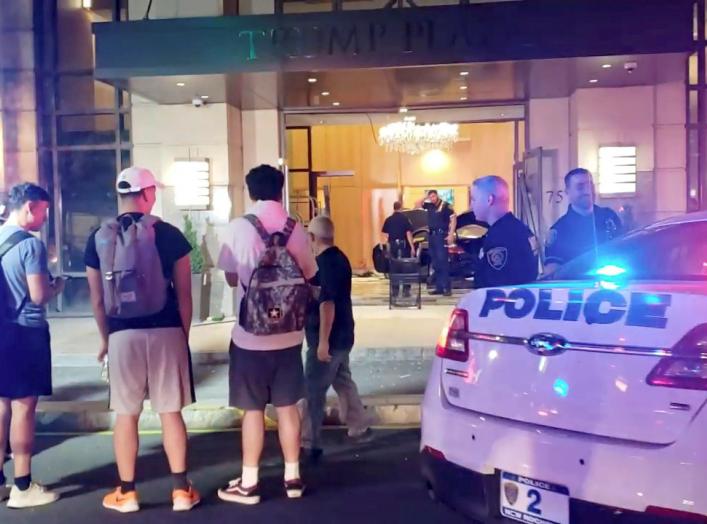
[598, 146, 637, 195]
[168, 159, 211, 209]
[82, 0, 92, 8]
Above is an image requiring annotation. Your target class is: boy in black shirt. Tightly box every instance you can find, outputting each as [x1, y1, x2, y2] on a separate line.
[302, 216, 370, 462]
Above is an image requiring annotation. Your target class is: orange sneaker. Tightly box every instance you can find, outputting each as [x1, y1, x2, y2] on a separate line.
[172, 485, 201, 512]
[102, 487, 140, 513]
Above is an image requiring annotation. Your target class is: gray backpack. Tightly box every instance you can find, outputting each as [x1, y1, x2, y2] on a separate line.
[95, 214, 168, 318]
[239, 215, 310, 335]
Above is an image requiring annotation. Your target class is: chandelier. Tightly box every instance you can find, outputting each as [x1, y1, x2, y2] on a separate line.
[378, 121, 459, 155]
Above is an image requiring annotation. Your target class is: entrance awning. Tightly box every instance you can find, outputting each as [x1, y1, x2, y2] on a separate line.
[93, 0, 693, 81]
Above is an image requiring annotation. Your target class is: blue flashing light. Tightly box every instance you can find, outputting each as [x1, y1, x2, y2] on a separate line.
[594, 264, 627, 277]
[553, 378, 570, 398]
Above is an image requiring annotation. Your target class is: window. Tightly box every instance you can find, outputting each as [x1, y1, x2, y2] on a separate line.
[553, 222, 707, 282]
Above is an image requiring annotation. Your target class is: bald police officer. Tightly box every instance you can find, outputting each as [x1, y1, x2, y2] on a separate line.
[544, 168, 622, 275]
[471, 176, 538, 288]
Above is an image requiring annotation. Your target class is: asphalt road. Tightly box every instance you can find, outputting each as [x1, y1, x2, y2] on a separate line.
[0, 429, 468, 524]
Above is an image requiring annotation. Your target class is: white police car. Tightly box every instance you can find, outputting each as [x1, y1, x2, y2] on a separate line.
[421, 212, 707, 523]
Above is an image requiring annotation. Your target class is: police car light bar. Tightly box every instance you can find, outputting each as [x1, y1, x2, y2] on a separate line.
[593, 264, 627, 278]
[436, 309, 469, 362]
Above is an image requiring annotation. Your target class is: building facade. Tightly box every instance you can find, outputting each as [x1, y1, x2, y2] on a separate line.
[0, 0, 702, 315]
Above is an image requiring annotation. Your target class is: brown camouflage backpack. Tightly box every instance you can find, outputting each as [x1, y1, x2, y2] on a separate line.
[239, 214, 310, 335]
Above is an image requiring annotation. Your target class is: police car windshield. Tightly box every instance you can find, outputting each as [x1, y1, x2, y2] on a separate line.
[551, 221, 707, 282]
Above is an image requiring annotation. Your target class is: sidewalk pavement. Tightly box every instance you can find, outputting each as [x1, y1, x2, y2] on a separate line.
[50, 304, 454, 365]
[40, 305, 454, 432]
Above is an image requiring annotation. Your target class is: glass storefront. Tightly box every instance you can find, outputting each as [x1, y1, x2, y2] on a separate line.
[35, 0, 131, 314]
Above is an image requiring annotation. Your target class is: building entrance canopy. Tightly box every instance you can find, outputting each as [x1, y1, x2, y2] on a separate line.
[93, 0, 693, 81]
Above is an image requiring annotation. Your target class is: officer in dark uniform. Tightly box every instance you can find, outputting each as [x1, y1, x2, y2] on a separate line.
[471, 176, 538, 288]
[381, 201, 415, 297]
[545, 168, 623, 275]
[416, 190, 456, 296]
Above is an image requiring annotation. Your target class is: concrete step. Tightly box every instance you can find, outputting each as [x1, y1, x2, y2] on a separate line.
[36, 395, 423, 433]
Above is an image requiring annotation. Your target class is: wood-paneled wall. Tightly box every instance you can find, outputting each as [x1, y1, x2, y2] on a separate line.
[287, 122, 518, 270]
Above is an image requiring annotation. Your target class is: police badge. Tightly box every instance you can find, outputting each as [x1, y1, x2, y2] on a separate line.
[487, 247, 508, 270]
[503, 482, 519, 506]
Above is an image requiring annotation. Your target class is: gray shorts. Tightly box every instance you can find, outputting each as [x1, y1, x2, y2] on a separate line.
[108, 327, 195, 415]
[228, 343, 304, 411]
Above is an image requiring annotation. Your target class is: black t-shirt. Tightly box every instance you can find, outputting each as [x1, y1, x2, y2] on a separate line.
[382, 212, 413, 243]
[84, 213, 192, 334]
[475, 213, 538, 289]
[545, 205, 622, 266]
[306, 246, 355, 352]
[423, 201, 454, 231]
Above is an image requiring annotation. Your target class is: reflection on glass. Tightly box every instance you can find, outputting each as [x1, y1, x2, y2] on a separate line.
[59, 150, 118, 273]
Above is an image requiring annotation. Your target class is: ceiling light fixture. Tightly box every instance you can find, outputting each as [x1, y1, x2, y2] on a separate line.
[399, 107, 408, 113]
[460, 85, 468, 90]
[403, 116, 417, 122]
[176, 82, 186, 87]
[308, 77, 318, 83]
[321, 91, 330, 96]
[460, 96, 468, 101]
[602, 64, 612, 69]
[589, 79, 599, 84]
[200, 95, 209, 100]
[378, 121, 459, 156]
[460, 71, 469, 76]
[82, 0, 93, 8]
[332, 101, 340, 106]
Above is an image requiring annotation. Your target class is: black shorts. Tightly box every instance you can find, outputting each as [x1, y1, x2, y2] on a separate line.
[0, 324, 52, 399]
[228, 342, 304, 411]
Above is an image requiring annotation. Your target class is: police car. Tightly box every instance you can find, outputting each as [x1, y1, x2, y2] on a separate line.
[421, 212, 707, 523]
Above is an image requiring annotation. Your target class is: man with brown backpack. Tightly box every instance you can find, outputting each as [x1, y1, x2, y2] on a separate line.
[217, 164, 317, 505]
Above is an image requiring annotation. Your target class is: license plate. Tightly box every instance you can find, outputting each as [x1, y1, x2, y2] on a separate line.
[500, 471, 570, 524]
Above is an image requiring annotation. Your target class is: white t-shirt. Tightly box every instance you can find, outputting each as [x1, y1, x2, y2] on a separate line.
[217, 200, 317, 351]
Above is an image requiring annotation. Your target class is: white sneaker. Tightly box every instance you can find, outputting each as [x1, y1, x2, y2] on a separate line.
[0, 485, 10, 502]
[7, 483, 59, 509]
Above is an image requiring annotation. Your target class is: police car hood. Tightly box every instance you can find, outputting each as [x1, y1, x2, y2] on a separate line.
[441, 281, 707, 445]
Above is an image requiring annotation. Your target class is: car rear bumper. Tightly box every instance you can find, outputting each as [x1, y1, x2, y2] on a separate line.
[421, 449, 705, 524]
[421, 357, 707, 522]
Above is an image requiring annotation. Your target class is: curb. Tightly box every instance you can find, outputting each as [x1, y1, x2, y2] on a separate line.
[53, 347, 436, 367]
[35, 395, 423, 433]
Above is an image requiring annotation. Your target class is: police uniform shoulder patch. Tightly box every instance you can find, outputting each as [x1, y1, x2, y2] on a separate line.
[487, 247, 508, 270]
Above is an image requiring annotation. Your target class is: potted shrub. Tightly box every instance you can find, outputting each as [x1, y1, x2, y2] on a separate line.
[183, 214, 209, 321]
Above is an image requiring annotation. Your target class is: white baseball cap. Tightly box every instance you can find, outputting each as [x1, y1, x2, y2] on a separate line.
[116, 166, 161, 194]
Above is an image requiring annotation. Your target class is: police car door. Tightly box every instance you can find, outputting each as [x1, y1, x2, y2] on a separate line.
[439, 222, 707, 445]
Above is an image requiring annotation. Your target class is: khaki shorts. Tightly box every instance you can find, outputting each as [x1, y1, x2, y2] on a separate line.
[108, 327, 195, 415]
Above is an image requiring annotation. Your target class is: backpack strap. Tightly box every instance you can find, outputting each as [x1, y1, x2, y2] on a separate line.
[244, 214, 271, 245]
[0, 231, 33, 260]
[0, 230, 34, 321]
[281, 217, 296, 244]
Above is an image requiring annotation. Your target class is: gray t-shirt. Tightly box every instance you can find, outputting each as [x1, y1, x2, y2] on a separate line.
[0, 225, 49, 328]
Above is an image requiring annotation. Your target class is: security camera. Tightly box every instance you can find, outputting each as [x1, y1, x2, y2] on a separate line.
[624, 61, 638, 74]
[192, 96, 205, 108]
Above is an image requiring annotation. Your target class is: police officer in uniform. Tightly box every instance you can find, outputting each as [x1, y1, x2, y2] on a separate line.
[544, 168, 622, 275]
[416, 190, 456, 296]
[471, 176, 538, 288]
[381, 201, 415, 297]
